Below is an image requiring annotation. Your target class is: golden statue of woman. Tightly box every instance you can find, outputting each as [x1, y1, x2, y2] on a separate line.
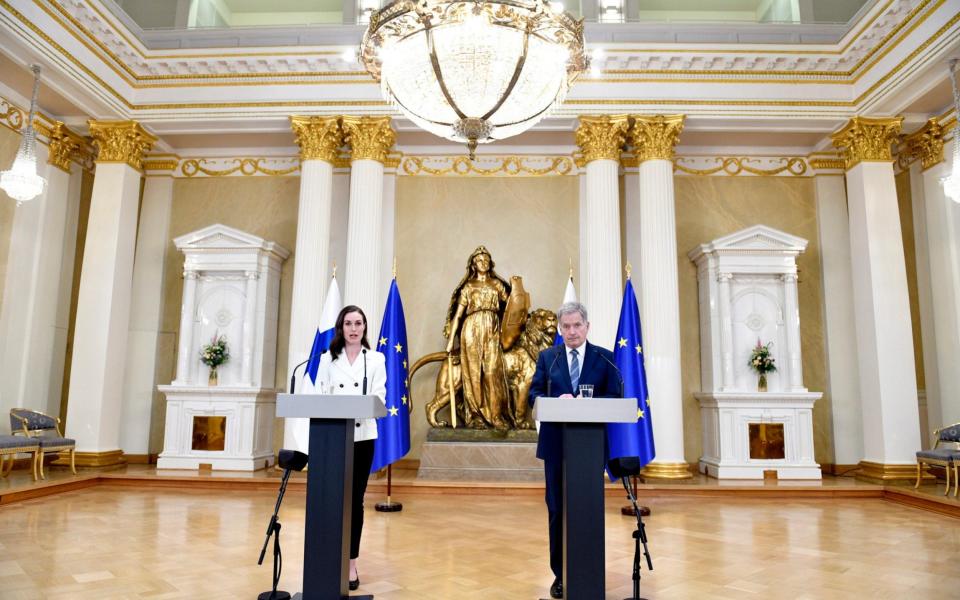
[444, 246, 512, 430]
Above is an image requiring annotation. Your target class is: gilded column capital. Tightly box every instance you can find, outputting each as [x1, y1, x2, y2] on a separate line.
[575, 115, 629, 163]
[830, 116, 903, 170]
[342, 116, 395, 163]
[904, 118, 945, 171]
[629, 115, 685, 162]
[88, 120, 157, 170]
[290, 116, 343, 163]
[39, 121, 83, 173]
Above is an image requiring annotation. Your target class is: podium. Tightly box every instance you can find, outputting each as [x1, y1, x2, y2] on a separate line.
[277, 394, 387, 600]
[533, 397, 638, 600]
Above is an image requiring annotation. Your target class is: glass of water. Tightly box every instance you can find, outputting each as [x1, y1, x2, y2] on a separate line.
[578, 384, 594, 398]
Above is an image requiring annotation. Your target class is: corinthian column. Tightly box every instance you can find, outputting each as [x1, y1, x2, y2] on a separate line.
[831, 117, 921, 482]
[283, 116, 342, 450]
[575, 115, 628, 346]
[65, 120, 156, 467]
[342, 116, 395, 321]
[626, 115, 690, 478]
[0, 122, 84, 418]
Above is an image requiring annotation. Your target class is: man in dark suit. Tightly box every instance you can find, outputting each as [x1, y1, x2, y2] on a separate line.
[528, 301, 620, 599]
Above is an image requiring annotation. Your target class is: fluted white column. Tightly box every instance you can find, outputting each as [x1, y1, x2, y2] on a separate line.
[241, 270, 259, 385]
[918, 137, 960, 426]
[342, 116, 395, 319]
[628, 115, 689, 478]
[120, 162, 175, 457]
[283, 116, 342, 451]
[717, 272, 735, 390]
[65, 120, 156, 466]
[814, 172, 863, 467]
[782, 273, 804, 391]
[832, 117, 921, 481]
[575, 116, 628, 346]
[0, 123, 83, 418]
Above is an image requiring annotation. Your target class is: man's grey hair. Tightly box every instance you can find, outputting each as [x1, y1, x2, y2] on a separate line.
[557, 301, 588, 323]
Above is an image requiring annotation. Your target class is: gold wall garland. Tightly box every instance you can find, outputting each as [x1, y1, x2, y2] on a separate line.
[180, 158, 299, 177]
[400, 156, 575, 177]
[672, 157, 808, 177]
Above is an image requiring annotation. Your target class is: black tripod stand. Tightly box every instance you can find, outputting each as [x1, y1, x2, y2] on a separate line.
[258, 450, 307, 600]
[621, 475, 653, 600]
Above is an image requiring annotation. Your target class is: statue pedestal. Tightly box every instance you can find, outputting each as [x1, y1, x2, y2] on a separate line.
[417, 429, 541, 482]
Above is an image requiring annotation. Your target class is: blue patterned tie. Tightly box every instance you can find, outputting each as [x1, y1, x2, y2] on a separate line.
[569, 348, 580, 391]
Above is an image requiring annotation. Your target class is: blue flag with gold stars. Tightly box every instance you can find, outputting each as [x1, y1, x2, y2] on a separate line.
[370, 278, 411, 473]
[607, 278, 656, 472]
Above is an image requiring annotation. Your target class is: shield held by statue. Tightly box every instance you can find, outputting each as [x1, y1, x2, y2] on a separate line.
[501, 275, 529, 351]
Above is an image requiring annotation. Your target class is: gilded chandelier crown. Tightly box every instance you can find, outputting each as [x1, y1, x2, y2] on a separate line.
[361, 0, 588, 158]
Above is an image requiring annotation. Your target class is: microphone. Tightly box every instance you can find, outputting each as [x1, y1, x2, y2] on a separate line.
[289, 348, 327, 394]
[596, 351, 625, 398]
[362, 348, 368, 395]
[546, 349, 562, 399]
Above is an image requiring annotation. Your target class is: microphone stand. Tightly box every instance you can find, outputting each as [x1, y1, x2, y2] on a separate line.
[288, 349, 328, 394]
[621, 475, 653, 600]
[257, 467, 294, 600]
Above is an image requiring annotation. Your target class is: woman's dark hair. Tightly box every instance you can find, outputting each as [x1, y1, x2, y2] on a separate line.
[329, 305, 370, 360]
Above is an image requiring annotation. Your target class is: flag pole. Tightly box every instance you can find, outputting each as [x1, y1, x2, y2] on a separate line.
[619, 263, 652, 518]
[376, 259, 404, 513]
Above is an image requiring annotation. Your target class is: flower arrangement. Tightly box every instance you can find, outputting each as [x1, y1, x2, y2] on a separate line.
[749, 339, 776, 392]
[200, 333, 230, 382]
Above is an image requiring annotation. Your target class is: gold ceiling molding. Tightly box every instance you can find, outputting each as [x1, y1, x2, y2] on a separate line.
[88, 120, 157, 170]
[831, 116, 904, 170]
[400, 156, 575, 177]
[290, 116, 343, 163]
[673, 156, 808, 177]
[629, 115, 685, 162]
[341, 117, 395, 163]
[180, 158, 299, 178]
[576, 116, 630, 163]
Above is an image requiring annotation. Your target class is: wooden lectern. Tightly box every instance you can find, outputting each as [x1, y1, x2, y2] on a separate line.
[277, 394, 387, 600]
[533, 397, 638, 600]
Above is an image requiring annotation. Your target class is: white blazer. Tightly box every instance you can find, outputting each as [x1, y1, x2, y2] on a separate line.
[317, 348, 387, 442]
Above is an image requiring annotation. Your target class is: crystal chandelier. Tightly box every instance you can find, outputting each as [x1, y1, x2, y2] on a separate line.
[0, 65, 46, 206]
[361, 0, 587, 158]
[942, 60, 960, 203]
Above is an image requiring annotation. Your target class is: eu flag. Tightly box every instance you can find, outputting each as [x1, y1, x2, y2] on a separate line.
[606, 278, 656, 477]
[370, 279, 411, 472]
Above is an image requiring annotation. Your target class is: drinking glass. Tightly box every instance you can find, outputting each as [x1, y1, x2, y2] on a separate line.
[578, 384, 594, 398]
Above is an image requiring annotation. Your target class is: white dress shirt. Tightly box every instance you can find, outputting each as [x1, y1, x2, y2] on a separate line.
[318, 348, 387, 442]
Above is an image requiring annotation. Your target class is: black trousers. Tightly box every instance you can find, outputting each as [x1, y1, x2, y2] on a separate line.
[544, 458, 563, 579]
[351, 439, 375, 559]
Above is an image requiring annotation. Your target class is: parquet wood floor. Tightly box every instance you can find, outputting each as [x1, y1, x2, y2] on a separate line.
[0, 484, 957, 599]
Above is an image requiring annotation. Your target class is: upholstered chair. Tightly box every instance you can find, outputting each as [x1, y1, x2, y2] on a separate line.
[915, 423, 960, 496]
[0, 434, 40, 480]
[10, 409, 76, 480]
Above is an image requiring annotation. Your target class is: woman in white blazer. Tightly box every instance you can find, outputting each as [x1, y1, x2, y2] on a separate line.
[317, 305, 387, 591]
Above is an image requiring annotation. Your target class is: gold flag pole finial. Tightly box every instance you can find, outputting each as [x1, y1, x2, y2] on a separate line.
[625, 262, 632, 280]
[393, 257, 397, 279]
[332, 261, 337, 279]
[569, 258, 574, 279]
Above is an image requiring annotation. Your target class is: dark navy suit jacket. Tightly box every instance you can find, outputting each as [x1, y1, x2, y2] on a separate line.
[527, 342, 621, 462]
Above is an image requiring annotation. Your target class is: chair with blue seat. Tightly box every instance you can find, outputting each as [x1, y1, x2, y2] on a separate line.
[10, 408, 76, 480]
[915, 422, 960, 496]
[0, 435, 40, 480]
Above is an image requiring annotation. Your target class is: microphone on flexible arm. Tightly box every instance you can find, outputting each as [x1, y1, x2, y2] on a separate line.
[545, 349, 563, 399]
[288, 349, 327, 394]
[362, 348, 368, 395]
[596, 351, 625, 398]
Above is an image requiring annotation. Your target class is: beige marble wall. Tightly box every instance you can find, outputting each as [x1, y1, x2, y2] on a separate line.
[675, 176, 832, 465]
[156, 177, 299, 452]
[397, 176, 579, 459]
[895, 169, 925, 391]
[0, 126, 21, 316]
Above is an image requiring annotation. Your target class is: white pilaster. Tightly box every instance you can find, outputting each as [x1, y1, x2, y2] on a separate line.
[717, 272, 735, 390]
[65, 161, 143, 460]
[174, 271, 199, 384]
[845, 161, 922, 467]
[0, 144, 81, 418]
[241, 270, 259, 385]
[120, 170, 174, 456]
[782, 273, 804, 391]
[919, 145, 960, 427]
[635, 158, 686, 472]
[814, 173, 863, 466]
[344, 157, 385, 317]
[580, 158, 622, 346]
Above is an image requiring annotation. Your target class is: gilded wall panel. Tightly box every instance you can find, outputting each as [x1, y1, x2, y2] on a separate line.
[157, 177, 300, 453]
[397, 176, 579, 458]
[674, 176, 832, 465]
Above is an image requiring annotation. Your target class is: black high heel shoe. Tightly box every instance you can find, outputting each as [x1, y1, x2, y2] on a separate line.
[349, 573, 360, 591]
